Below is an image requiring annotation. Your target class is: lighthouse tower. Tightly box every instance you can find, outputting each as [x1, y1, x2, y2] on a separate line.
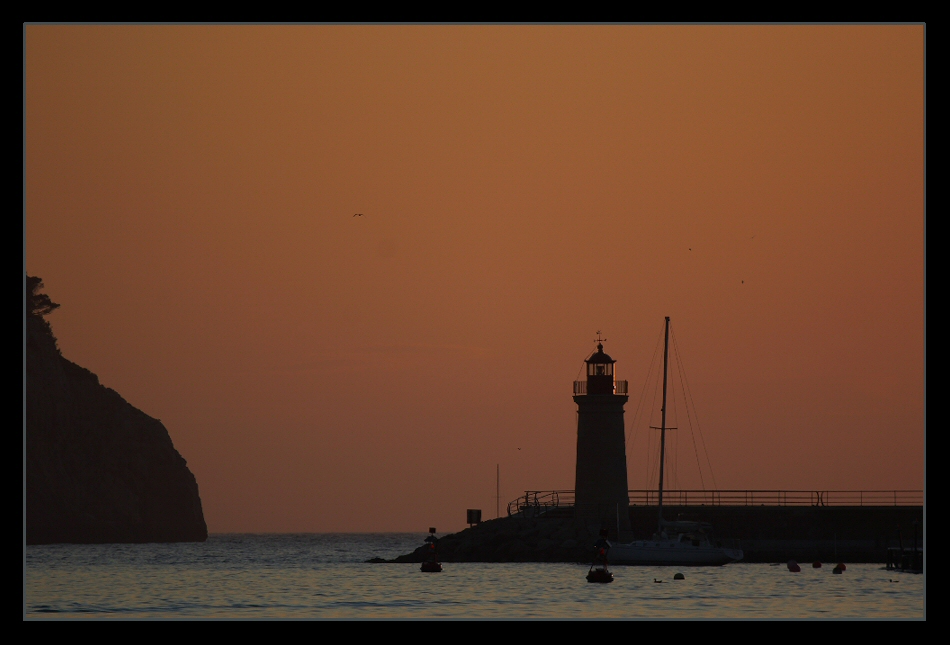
[573, 338, 631, 536]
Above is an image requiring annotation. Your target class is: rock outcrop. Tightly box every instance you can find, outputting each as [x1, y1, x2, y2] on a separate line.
[25, 279, 207, 544]
[383, 516, 598, 564]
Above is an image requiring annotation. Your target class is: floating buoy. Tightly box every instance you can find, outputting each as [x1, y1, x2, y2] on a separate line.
[673, 572, 685, 580]
[420, 527, 441, 572]
[836, 563, 846, 571]
[812, 561, 821, 568]
[832, 566, 843, 574]
[787, 560, 801, 572]
[587, 567, 613, 583]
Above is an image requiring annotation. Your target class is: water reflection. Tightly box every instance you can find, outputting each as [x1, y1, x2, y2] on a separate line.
[25, 534, 924, 619]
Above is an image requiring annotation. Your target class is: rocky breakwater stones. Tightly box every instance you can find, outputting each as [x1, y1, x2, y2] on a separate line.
[384, 517, 604, 563]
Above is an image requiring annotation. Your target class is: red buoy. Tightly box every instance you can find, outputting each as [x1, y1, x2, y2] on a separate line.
[812, 561, 821, 568]
[421, 527, 441, 572]
[836, 563, 846, 571]
[787, 560, 801, 572]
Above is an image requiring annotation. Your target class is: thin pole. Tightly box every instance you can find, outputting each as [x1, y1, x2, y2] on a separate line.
[658, 316, 670, 530]
[496, 464, 500, 519]
[913, 520, 918, 570]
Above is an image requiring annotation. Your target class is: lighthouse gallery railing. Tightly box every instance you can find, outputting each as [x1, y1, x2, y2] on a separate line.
[573, 380, 628, 395]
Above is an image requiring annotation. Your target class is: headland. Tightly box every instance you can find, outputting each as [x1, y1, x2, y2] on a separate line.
[26, 277, 207, 544]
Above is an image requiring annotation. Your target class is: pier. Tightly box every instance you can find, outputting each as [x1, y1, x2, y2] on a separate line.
[504, 489, 923, 563]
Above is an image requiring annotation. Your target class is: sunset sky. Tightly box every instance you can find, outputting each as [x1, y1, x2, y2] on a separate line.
[25, 25, 924, 533]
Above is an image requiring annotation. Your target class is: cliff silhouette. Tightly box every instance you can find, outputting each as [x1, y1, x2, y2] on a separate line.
[26, 276, 207, 544]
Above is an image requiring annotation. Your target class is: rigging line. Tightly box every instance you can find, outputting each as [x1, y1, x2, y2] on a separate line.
[669, 365, 680, 491]
[643, 412, 653, 490]
[644, 320, 667, 490]
[648, 415, 660, 492]
[670, 325, 718, 491]
[626, 327, 664, 462]
[667, 359, 676, 491]
[574, 348, 596, 382]
[671, 326, 707, 491]
[646, 340, 664, 489]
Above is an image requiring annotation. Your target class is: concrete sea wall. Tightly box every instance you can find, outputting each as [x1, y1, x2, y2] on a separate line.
[631, 505, 923, 563]
[388, 505, 923, 564]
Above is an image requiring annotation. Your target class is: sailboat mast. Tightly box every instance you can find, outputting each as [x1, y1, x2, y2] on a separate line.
[658, 316, 670, 528]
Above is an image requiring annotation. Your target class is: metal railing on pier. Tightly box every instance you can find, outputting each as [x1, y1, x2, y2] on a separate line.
[628, 489, 923, 507]
[507, 489, 923, 516]
[507, 490, 575, 517]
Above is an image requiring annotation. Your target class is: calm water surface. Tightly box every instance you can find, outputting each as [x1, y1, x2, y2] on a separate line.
[25, 534, 924, 619]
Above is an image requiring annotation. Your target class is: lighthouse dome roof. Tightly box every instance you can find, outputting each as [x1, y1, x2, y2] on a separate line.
[586, 343, 615, 364]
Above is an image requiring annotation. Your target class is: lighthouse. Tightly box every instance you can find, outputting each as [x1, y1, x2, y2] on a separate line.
[573, 337, 632, 536]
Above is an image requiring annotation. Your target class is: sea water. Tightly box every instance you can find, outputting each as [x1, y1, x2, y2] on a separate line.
[24, 534, 924, 619]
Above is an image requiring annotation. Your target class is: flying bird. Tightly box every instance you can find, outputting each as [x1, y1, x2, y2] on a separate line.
[354, 213, 363, 217]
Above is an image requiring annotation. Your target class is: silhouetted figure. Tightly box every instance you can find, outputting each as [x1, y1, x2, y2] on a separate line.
[587, 528, 613, 583]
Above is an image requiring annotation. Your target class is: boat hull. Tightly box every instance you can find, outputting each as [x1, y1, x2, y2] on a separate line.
[608, 541, 743, 566]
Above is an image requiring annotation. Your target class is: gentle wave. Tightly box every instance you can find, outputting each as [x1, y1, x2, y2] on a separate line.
[25, 534, 924, 619]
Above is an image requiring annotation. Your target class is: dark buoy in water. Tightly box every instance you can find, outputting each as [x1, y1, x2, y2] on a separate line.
[587, 567, 613, 583]
[836, 563, 846, 571]
[812, 561, 821, 568]
[420, 527, 442, 572]
[587, 528, 613, 583]
[832, 565, 844, 574]
[787, 560, 801, 572]
[674, 572, 685, 580]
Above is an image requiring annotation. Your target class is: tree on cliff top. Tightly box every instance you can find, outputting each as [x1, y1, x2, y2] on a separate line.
[27, 275, 60, 351]
[27, 276, 60, 319]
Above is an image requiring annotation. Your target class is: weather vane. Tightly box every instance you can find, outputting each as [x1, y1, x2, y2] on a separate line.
[595, 330, 606, 344]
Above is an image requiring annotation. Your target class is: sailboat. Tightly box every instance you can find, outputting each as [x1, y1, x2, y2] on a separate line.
[607, 317, 743, 566]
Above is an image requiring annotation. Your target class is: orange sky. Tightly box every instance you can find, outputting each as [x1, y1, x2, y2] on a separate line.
[25, 25, 924, 533]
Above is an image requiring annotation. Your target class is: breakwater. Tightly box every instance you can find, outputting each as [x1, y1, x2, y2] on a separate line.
[630, 505, 923, 563]
[387, 505, 923, 564]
